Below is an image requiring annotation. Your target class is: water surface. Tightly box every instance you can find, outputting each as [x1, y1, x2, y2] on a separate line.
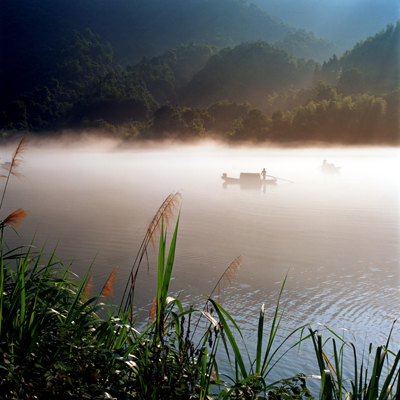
[2, 142, 399, 382]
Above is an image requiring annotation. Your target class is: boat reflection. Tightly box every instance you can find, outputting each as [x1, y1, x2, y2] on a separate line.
[222, 172, 277, 191]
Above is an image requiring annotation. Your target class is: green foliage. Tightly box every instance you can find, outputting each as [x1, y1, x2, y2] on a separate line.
[181, 41, 317, 109]
[55, 29, 115, 90]
[319, 55, 341, 86]
[0, 0, 295, 106]
[337, 69, 364, 96]
[139, 101, 252, 140]
[384, 88, 400, 143]
[229, 108, 270, 141]
[124, 85, 398, 144]
[1, 0, 397, 142]
[265, 88, 313, 116]
[1, 8, 397, 144]
[0, 241, 138, 399]
[152, 105, 188, 138]
[207, 275, 312, 399]
[206, 101, 251, 134]
[71, 72, 157, 126]
[266, 376, 314, 400]
[136, 42, 218, 95]
[269, 91, 395, 144]
[0, 29, 121, 132]
[274, 29, 339, 63]
[312, 82, 338, 102]
[308, 326, 400, 400]
[340, 22, 400, 93]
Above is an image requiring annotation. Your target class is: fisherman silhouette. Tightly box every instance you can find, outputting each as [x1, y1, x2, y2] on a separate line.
[261, 168, 266, 179]
[322, 159, 335, 168]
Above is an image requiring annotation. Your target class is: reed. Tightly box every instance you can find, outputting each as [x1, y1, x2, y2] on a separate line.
[307, 323, 400, 400]
[207, 274, 312, 399]
[210, 255, 243, 304]
[0, 235, 144, 398]
[0, 137, 27, 209]
[83, 273, 94, 295]
[100, 265, 119, 302]
[0, 208, 28, 229]
[119, 191, 182, 319]
[0, 137, 28, 240]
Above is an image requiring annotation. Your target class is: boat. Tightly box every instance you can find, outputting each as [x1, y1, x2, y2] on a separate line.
[321, 160, 341, 173]
[221, 172, 277, 186]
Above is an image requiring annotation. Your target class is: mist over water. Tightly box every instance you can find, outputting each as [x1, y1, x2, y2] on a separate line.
[1, 140, 399, 381]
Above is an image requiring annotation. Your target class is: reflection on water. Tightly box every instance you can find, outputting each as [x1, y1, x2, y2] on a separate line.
[2, 143, 399, 381]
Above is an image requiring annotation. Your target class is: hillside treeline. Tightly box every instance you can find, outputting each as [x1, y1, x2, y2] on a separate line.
[0, 0, 339, 106]
[1, 21, 399, 144]
[117, 86, 400, 145]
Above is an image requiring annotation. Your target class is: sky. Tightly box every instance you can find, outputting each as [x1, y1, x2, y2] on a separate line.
[252, 0, 400, 50]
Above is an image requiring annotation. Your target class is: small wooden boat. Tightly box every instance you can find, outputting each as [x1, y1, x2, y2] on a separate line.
[222, 172, 277, 185]
[321, 160, 341, 173]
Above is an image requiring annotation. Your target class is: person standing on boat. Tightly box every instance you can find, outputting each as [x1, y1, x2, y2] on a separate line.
[261, 168, 266, 180]
[322, 160, 336, 168]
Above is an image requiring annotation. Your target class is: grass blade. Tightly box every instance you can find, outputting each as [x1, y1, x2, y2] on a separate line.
[255, 303, 265, 375]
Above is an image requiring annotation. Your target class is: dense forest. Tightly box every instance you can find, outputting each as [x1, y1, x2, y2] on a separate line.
[0, 0, 399, 145]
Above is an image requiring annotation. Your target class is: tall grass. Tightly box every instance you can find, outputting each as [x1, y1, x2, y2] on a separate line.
[207, 275, 313, 399]
[119, 191, 182, 320]
[308, 324, 400, 400]
[0, 238, 144, 398]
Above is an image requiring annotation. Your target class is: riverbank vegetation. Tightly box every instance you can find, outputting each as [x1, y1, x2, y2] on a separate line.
[1, 200, 399, 399]
[0, 0, 398, 145]
[1, 139, 399, 399]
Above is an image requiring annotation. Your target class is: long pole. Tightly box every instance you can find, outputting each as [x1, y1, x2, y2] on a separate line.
[266, 174, 294, 183]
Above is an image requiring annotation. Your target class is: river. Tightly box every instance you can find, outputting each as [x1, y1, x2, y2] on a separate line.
[1, 140, 399, 387]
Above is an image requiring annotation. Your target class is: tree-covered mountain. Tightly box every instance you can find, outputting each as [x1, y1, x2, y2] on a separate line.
[0, 0, 285, 104]
[179, 41, 317, 110]
[0, 0, 398, 144]
[0, 37, 220, 131]
[339, 23, 400, 92]
[274, 30, 339, 63]
[1, 0, 342, 107]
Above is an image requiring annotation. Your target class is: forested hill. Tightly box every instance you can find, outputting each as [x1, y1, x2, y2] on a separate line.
[0, 0, 287, 103]
[339, 23, 400, 93]
[0, 0, 339, 105]
[0, 0, 398, 145]
[180, 41, 316, 109]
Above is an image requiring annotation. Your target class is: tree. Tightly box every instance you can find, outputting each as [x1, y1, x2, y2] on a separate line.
[320, 54, 340, 85]
[338, 69, 364, 95]
[152, 105, 186, 136]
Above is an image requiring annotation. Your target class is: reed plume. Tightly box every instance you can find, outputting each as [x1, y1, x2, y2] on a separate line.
[149, 297, 157, 323]
[0, 208, 28, 228]
[192, 256, 243, 341]
[83, 275, 94, 295]
[120, 192, 181, 318]
[9, 137, 27, 174]
[147, 192, 182, 249]
[0, 137, 28, 211]
[210, 255, 243, 302]
[100, 266, 119, 302]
